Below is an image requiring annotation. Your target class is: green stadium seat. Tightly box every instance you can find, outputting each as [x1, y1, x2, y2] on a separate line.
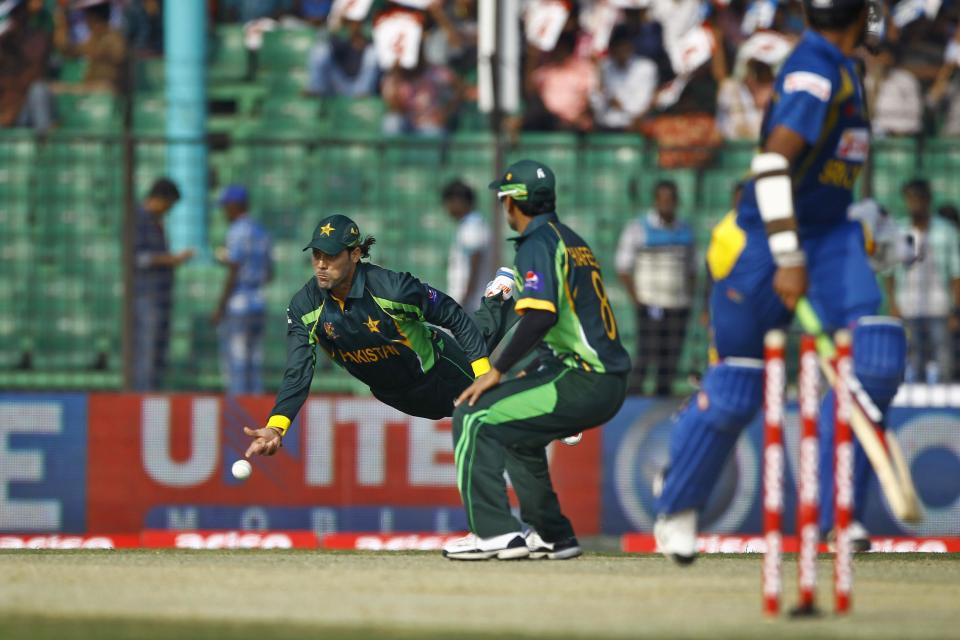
[229, 99, 320, 141]
[383, 142, 442, 169]
[135, 58, 165, 92]
[441, 133, 495, 194]
[0, 318, 24, 369]
[35, 140, 123, 215]
[917, 139, 960, 206]
[134, 144, 169, 196]
[264, 66, 310, 96]
[871, 139, 918, 208]
[259, 97, 324, 134]
[701, 169, 742, 215]
[244, 144, 310, 236]
[328, 97, 385, 137]
[210, 25, 249, 82]
[133, 95, 166, 134]
[56, 93, 121, 133]
[309, 141, 382, 207]
[0, 200, 29, 230]
[59, 58, 88, 84]
[714, 141, 756, 171]
[258, 29, 316, 76]
[456, 102, 488, 133]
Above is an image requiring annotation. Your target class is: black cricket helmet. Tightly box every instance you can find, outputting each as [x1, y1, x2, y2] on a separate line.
[803, 0, 885, 51]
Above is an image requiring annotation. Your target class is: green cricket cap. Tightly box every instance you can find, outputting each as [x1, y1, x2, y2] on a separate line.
[304, 214, 362, 254]
[488, 159, 556, 207]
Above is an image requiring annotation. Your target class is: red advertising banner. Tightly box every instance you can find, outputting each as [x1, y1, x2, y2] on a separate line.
[141, 530, 319, 549]
[86, 395, 602, 534]
[0, 534, 141, 549]
[621, 534, 960, 554]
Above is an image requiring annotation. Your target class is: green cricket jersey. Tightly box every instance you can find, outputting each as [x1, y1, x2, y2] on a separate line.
[511, 212, 631, 375]
[266, 262, 491, 433]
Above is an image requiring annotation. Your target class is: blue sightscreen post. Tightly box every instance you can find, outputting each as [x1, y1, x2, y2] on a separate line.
[164, 0, 208, 255]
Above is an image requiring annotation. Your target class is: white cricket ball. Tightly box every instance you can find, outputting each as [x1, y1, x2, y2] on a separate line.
[231, 459, 252, 480]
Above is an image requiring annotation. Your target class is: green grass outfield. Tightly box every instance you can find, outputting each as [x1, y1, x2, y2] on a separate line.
[2, 550, 959, 639]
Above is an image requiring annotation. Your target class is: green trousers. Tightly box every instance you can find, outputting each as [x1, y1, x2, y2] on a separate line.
[373, 330, 474, 420]
[452, 362, 627, 540]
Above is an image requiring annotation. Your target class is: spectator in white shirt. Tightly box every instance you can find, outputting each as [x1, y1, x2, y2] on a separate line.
[927, 30, 960, 136]
[442, 179, 492, 314]
[716, 32, 790, 141]
[866, 43, 923, 137]
[616, 180, 696, 396]
[592, 25, 658, 131]
[885, 179, 960, 383]
[716, 56, 775, 141]
[649, 0, 703, 75]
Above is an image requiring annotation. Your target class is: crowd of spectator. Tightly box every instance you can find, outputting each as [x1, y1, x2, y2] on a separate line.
[5, 0, 960, 147]
[8, 0, 960, 392]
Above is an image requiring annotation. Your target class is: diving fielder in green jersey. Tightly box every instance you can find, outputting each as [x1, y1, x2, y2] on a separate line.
[243, 214, 499, 456]
[445, 160, 631, 561]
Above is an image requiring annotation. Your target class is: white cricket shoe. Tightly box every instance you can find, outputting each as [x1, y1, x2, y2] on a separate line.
[560, 432, 583, 446]
[826, 520, 872, 553]
[847, 520, 871, 552]
[654, 510, 698, 565]
[524, 530, 582, 560]
[442, 532, 530, 561]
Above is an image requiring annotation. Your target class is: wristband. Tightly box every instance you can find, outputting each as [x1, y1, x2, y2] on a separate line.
[266, 414, 291, 436]
[752, 152, 805, 267]
[471, 357, 492, 377]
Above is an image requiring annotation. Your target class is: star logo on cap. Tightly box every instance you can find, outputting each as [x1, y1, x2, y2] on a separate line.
[364, 316, 380, 333]
[320, 223, 335, 237]
[350, 226, 358, 235]
[505, 173, 512, 181]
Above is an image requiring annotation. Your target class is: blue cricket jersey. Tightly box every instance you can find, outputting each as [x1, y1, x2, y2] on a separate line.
[738, 29, 869, 234]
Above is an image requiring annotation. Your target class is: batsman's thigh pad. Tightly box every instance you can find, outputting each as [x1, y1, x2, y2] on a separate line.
[699, 360, 765, 433]
[804, 222, 883, 329]
[709, 229, 790, 360]
[853, 317, 906, 412]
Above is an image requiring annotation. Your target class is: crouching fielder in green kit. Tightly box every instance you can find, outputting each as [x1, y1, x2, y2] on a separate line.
[445, 160, 631, 561]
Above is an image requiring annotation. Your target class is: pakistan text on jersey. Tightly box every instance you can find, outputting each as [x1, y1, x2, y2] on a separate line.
[337, 344, 403, 365]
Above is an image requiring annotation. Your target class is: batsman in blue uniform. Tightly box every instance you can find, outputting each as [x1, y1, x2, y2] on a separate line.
[654, 0, 906, 562]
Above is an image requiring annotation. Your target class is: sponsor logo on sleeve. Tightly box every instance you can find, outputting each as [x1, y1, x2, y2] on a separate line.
[783, 71, 832, 102]
[425, 286, 439, 304]
[524, 271, 543, 291]
[835, 128, 870, 162]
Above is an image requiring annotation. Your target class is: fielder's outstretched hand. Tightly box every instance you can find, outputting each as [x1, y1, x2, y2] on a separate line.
[244, 426, 283, 457]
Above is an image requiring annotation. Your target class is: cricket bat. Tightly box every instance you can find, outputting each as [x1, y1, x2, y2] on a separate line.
[795, 298, 923, 523]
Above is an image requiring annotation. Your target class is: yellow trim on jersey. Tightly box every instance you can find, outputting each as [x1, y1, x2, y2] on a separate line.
[471, 357, 492, 377]
[515, 298, 558, 314]
[795, 67, 855, 186]
[860, 219, 875, 257]
[266, 414, 291, 435]
[706, 211, 747, 281]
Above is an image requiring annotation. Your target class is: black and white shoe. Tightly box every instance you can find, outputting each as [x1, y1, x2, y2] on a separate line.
[524, 531, 582, 560]
[442, 532, 530, 560]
